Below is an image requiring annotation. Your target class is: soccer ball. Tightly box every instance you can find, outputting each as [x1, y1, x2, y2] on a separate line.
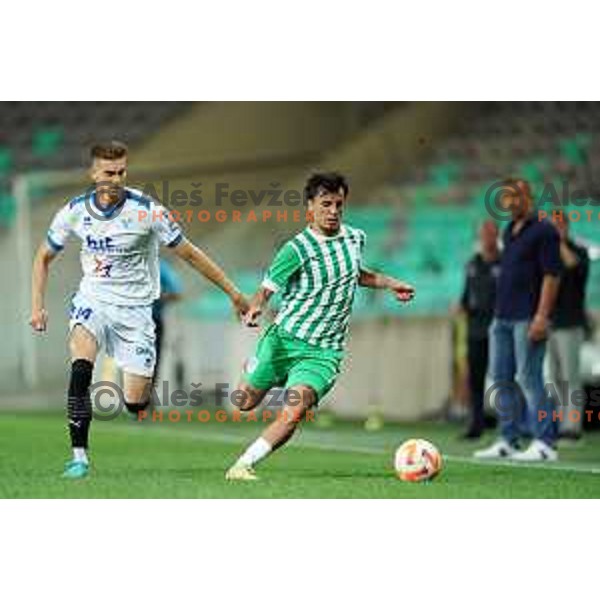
[394, 439, 443, 482]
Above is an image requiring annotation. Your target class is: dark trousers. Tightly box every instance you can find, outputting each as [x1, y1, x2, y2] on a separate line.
[467, 336, 489, 431]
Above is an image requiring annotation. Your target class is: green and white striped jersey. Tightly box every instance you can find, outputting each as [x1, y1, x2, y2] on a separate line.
[262, 224, 367, 351]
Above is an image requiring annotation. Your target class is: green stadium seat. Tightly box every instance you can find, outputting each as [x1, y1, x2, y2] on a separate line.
[0, 147, 12, 176]
[559, 134, 591, 167]
[520, 157, 549, 187]
[32, 126, 64, 157]
[409, 187, 427, 208]
[429, 161, 462, 187]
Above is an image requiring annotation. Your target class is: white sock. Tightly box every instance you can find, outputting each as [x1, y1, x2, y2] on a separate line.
[236, 437, 272, 468]
[73, 447, 89, 464]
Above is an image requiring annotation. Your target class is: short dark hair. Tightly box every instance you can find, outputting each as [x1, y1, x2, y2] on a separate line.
[304, 172, 349, 202]
[501, 176, 532, 199]
[90, 140, 128, 161]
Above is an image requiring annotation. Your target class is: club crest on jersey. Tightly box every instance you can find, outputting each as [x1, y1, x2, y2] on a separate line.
[244, 357, 259, 374]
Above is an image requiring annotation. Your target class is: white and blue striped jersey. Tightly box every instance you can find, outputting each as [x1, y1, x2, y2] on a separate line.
[47, 187, 184, 306]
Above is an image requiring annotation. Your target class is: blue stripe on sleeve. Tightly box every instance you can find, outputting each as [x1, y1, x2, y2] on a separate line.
[46, 235, 64, 253]
[166, 233, 184, 248]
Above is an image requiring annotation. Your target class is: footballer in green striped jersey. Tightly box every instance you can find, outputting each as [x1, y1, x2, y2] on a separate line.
[226, 173, 415, 481]
[263, 220, 366, 352]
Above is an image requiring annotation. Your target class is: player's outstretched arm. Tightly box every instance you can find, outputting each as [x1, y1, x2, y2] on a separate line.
[358, 268, 416, 302]
[30, 243, 58, 332]
[170, 239, 249, 318]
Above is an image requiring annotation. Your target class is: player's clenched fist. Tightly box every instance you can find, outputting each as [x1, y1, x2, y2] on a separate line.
[241, 288, 271, 328]
[243, 305, 262, 328]
[390, 280, 416, 303]
[30, 308, 48, 333]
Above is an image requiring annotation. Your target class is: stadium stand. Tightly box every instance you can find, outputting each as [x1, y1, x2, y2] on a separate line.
[185, 102, 600, 319]
[4, 101, 599, 319]
[0, 102, 192, 227]
[356, 101, 600, 315]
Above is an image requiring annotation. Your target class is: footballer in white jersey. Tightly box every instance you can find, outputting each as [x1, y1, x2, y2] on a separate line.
[47, 186, 183, 307]
[30, 141, 249, 479]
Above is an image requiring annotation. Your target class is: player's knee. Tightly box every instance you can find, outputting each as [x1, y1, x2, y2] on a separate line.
[278, 386, 317, 425]
[234, 384, 262, 412]
[287, 386, 317, 410]
[238, 398, 257, 412]
[69, 326, 96, 360]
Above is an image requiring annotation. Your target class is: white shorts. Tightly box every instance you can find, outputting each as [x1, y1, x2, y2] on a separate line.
[69, 292, 156, 377]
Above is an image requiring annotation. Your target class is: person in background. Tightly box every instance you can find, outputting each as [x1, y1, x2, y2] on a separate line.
[475, 178, 562, 462]
[547, 211, 589, 442]
[458, 220, 501, 439]
[152, 259, 184, 385]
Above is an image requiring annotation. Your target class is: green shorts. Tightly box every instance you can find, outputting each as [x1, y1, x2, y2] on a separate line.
[242, 324, 343, 402]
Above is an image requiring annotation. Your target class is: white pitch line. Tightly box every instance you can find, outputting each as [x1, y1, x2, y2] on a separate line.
[105, 422, 600, 476]
[443, 454, 600, 476]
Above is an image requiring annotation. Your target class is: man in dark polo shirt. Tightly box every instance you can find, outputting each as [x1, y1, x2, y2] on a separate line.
[547, 212, 589, 441]
[459, 220, 501, 439]
[475, 179, 562, 461]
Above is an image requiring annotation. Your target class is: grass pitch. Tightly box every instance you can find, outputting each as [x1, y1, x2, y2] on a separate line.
[1, 411, 599, 498]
